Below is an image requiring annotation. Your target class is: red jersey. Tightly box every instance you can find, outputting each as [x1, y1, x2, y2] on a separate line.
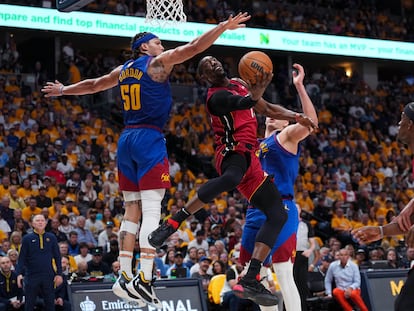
[206, 79, 258, 154]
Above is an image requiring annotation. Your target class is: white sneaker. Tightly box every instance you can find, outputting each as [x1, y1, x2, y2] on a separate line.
[126, 271, 162, 308]
[112, 271, 146, 307]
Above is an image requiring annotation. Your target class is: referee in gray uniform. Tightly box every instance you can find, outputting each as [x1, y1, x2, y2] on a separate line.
[293, 205, 316, 311]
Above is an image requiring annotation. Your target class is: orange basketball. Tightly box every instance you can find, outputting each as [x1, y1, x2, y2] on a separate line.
[238, 51, 273, 84]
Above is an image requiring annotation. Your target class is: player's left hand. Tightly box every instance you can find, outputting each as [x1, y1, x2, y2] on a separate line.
[54, 275, 63, 287]
[295, 113, 318, 132]
[42, 80, 64, 97]
[406, 227, 414, 248]
[223, 12, 251, 30]
[292, 63, 304, 86]
[351, 226, 382, 244]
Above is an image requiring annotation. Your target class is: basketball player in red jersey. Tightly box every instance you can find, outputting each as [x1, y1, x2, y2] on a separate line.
[149, 56, 317, 306]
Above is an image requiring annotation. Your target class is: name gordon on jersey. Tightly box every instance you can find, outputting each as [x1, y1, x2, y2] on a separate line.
[119, 68, 144, 82]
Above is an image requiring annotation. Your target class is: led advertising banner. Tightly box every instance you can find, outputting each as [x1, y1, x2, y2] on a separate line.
[69, 278, 208, 311]
[1, 4, 414, 61]
[360, 269, 409, 311]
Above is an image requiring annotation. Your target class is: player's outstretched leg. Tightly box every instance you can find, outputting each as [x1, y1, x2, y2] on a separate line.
[148, 218, 178, 248]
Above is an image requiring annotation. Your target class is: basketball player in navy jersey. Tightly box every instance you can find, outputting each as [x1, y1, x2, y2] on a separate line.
[148, 56, 317, 306]
[42, 13, 251, 307]
[240, 63, 318, 311]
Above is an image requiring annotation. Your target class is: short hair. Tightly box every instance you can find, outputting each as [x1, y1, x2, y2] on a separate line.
[79, 242, 89, 249]
[69, 230, 78, 237]
[404, 102, 414, 122]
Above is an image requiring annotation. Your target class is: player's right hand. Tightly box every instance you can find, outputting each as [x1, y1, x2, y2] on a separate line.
[41, 80, 64, 97]
[351, 226, 382, 244]
[248, 71, 273, 101]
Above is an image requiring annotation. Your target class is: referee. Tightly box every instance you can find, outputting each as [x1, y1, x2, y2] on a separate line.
[16, 214, 62, 311]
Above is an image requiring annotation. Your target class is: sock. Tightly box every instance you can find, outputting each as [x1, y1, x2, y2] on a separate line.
[140, 253, 154, 281]
[119, 251, 133, 279]
[170, 208, 191, 228]
[245, 258, 262, 280]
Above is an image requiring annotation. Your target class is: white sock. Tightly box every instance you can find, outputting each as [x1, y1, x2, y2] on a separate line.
[273, 260, 302, 311]
[119, 251, 134, 279]
[140, 254, 154, 281]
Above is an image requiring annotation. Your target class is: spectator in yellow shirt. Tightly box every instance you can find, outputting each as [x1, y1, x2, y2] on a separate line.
[331, 207, 353, 246]
[61, 197, 81, 217]
[326, 181, 344, 202]
[296, 190, 315, 213]
[21, 197, 42, 222]
[42, 176, 58, 199]
[8, 186, 26, 210]
[17, 178, 38, 201]
[0, 176, 11, 199]
[48, 198, 64, 219]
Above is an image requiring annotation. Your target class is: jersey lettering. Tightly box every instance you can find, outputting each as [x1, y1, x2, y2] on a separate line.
[121, 84, 141, 111]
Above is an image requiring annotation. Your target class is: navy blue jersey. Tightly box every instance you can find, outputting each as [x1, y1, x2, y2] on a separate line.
[17, 231, 61, 278]
[258, 133, 300, 197]
[118, 56, 172, 129]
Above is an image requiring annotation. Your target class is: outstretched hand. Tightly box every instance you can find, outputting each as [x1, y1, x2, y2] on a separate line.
[394, 202, 414, 232]
[223, 12, 251, 30]
[247, 71, 273, 101]
[41, 80, 64, 97]
[351, 226, 382, 244]
[406, 227, 414, 248]
[292, 63, 305, 86]
[295, 113, 318, 132]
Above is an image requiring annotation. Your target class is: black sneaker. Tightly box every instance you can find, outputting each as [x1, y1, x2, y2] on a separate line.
[126, 271, 162, 309]
[112, 271, 146, 307]
[232, 276, 279, 306]
[148, 221, 177, 249]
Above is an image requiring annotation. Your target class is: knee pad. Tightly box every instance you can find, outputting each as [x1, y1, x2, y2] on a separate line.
[139, 189, 165, 249]
[120, 220, 139, 235]
[122, 190, 141, 202]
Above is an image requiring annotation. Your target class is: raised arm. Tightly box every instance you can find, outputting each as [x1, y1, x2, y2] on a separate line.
[254, 96, 317, 131]
[41, 65, 122, 97]
[158, 13, 250, 68]
[249, 71, 317, 130]
[276, 64, 318, 150]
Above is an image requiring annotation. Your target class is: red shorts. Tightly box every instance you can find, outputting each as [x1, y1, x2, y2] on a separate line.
[215, 146, 267, 201]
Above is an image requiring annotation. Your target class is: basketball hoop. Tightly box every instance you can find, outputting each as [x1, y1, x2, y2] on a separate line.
[146, 0, 187, 25]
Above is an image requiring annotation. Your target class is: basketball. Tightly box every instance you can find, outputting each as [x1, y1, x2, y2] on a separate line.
[238, 51, 273, 84]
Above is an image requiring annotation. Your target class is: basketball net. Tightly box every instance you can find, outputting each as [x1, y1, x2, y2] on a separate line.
[146, 0, 187, 25]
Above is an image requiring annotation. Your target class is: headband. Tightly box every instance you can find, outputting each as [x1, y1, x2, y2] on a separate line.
[404, 102, 414, 122]
[131, 33, 158, 51]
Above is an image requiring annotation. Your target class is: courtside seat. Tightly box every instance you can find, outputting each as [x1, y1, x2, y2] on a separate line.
[307, 271, 336, 311]
[208, 274, 226, 305]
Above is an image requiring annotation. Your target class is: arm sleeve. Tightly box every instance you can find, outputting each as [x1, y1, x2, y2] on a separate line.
[16, 239, 27, 275]
[226, 269, 236, 282]
[350, 264, 361, 289]
[52, 236, 62, 275]
[324, 265, 333, 296]
[207, 90, 257, 116]
[306, 221, 315, 238]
